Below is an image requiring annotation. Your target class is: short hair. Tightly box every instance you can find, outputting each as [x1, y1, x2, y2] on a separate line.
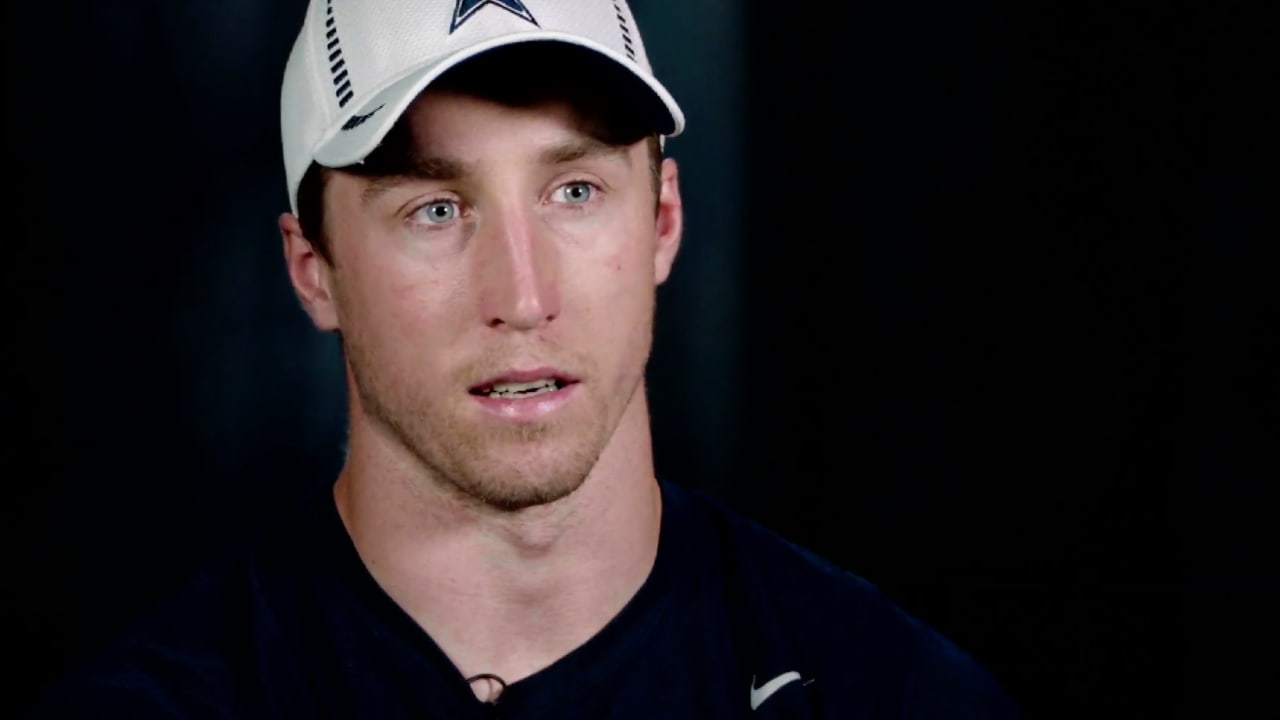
[296, 43, 666, 264]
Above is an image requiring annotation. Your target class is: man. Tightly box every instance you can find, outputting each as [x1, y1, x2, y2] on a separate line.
[26, 1, 1021, 717]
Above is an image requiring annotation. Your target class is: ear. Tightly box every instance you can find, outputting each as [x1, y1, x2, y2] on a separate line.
[653, 157, 683, 285]
[279, 212, 340, 331]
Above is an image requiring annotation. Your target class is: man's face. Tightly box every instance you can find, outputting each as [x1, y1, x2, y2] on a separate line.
[311, 89, 682, 510]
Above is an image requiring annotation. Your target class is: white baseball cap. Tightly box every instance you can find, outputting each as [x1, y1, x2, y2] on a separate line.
[280, 0, 686, 214]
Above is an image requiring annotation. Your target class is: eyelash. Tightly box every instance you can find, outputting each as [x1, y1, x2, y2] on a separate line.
[409, 197, 462, 226]
[553, 179, 601, 207]
[406, 179, 603, 226]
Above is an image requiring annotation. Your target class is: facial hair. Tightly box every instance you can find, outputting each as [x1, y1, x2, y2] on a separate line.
[345, 324, 652, 512]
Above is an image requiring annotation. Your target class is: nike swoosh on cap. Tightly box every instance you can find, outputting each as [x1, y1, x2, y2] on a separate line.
[341, 103, 385, 131]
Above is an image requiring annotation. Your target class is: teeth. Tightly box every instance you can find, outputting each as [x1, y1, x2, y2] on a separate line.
[486, 378, 559, 398]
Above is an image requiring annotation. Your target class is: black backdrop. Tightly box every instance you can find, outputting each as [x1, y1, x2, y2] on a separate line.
[9, 1, 1275, 717]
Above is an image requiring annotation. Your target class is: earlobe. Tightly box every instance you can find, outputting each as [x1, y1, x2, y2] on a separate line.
[653, 157, 683, 285]
[279, 212, 340, 331]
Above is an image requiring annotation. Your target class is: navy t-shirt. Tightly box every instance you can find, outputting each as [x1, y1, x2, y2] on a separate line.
[26, 480, 1021, 718]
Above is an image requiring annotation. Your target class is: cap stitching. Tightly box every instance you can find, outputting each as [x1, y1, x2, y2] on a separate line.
[325, 0, 355, 107]
[611, 1, 635, 60]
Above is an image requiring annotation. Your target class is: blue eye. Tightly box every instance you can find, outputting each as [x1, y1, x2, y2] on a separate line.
[418, 200, 458, 223]
[559, 182, 594, 203]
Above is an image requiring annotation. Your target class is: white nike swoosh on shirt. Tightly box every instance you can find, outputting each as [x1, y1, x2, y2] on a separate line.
[750, 671, 803, 710]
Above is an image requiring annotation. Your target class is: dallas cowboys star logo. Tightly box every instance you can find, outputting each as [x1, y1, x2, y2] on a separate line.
[450, 0, 539, 33]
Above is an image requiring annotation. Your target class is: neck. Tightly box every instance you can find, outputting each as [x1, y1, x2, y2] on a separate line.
[333, 387, 662, 685]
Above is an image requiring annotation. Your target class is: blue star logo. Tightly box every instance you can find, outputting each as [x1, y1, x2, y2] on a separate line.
[450, 0, 539, 33]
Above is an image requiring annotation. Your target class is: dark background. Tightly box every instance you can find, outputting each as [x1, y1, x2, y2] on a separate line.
[8, 1, 1275, 717]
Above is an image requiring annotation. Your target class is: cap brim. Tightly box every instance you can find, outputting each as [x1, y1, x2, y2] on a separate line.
[312, 32, 685, 169]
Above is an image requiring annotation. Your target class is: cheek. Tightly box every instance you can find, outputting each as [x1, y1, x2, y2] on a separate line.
[598, 244, 653, 297]
[599, 218, 656, 275]
[591, 212, 658, 299]
[587, 240, 658, 336]
[336, 255, 462, 349]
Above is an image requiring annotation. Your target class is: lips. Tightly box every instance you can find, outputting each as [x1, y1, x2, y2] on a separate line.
[468, 369, 580, 399]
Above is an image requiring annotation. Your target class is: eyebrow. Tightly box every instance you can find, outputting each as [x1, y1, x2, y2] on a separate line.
[359, 137, 633, 205]
[538, 137, 632, 166]
[360, 156, 470, 205]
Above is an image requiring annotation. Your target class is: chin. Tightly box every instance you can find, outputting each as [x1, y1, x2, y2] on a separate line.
[455, 462, 590, 511]
[442, 435, 603, 512]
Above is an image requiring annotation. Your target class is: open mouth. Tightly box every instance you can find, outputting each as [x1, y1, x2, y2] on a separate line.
[469, 377, 573, 400]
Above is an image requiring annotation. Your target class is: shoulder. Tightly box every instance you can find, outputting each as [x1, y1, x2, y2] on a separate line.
[23, 563, 253, 719]
[671, 482, 1022, 717]
[24, 492, 332, 719]
[670, 482, 910, 622]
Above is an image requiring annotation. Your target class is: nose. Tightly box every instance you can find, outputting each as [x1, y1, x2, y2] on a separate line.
[477, 205, 561, 331]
